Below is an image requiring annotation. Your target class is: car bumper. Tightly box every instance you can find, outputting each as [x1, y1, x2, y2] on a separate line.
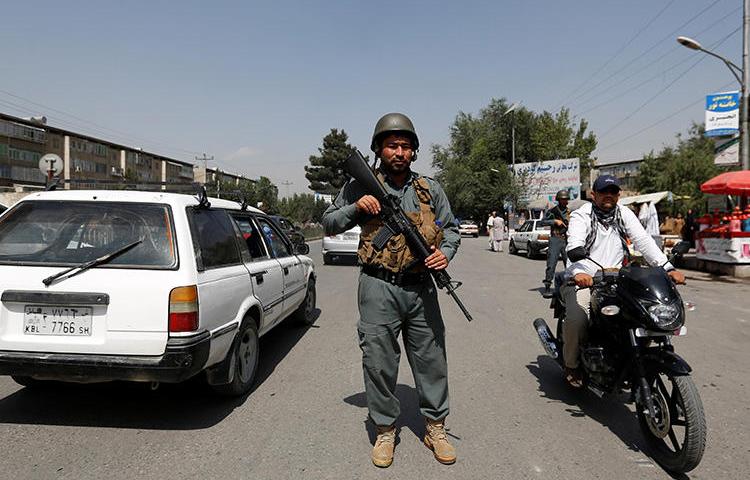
[529, 241, 549, 253]
[0, 330, 211, 383]
[321, 239, 359, 255]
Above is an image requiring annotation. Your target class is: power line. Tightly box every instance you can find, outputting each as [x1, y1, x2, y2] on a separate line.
[596, 26, 741, 140]
[597, 81, 735, 153]
[568, 0, 729, 109]
[578, 25, 741, 116]
[558, 0, 678, 107]
[0, 88, 204, 157]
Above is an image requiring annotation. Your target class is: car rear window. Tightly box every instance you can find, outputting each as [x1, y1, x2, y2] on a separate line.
[187, 208, 242, 270]
[0, 201, 177, 268]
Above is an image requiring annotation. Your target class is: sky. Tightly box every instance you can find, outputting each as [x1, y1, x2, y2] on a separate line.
[1, 0, 744, 196]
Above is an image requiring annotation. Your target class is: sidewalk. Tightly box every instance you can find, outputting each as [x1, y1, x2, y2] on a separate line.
[676, 253, 750, 280]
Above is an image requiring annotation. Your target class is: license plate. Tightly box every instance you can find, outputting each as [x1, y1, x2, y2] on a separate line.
[23, 305, 93, 336]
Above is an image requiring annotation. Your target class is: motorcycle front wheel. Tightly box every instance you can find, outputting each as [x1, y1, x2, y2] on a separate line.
[636, 373, 706, 473]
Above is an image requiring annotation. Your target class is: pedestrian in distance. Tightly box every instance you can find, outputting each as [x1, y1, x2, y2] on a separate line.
[489, 210, 505, 252]
[322, 113, 461, 468]
[541, 190, 570, 298]
[486, 212, 495, 250]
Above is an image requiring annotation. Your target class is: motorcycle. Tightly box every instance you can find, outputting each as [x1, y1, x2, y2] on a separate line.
[533, 241, 706, 473]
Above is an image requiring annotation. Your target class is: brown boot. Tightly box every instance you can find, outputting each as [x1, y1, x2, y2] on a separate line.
[371, 425, 396, 468]
[423, 418, 456, 465]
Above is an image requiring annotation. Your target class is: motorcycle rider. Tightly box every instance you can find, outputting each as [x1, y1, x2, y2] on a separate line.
[562, 175, 686, 387]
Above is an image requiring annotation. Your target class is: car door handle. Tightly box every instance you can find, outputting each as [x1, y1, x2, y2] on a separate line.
[283, 267, 289, 275]
[251, 270, 268, 284]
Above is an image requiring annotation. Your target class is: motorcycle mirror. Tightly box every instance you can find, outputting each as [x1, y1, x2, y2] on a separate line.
[671, 241, 690, 256]
[568, 246, 588, 263]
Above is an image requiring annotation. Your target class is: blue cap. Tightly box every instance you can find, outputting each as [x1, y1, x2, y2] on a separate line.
[592, 174, 621, 192]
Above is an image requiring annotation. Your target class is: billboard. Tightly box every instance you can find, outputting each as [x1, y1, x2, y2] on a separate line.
[512, 158, 580, 208]
[714, 136, 740, 166]
[705, 91, 739, 137]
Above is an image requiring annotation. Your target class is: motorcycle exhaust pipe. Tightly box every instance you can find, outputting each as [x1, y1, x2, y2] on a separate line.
[533, 318, 560, 360]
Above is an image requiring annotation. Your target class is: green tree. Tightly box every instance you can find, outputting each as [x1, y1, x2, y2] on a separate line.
[432, 99, 597, 220]
[305, 129, 355, 194]
[278, 193, 329, 224]
[636, 123, 720, 213]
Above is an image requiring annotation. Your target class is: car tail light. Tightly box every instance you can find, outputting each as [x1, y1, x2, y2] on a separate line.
[538, 234, 550, 240]
[169, 285, 199, 332]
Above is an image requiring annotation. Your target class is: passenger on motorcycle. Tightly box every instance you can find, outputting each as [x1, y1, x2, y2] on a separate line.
[562, 175, 686, 387]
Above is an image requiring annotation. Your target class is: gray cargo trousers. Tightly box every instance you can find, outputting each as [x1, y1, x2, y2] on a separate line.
[357, 272, 449, 427]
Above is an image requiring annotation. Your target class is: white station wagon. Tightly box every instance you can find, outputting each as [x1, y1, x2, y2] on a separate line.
[0, 190, 316, 395]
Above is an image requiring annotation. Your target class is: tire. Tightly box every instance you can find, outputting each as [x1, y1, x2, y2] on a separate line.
[555, 317, 565, 367]
[509, 240, 517, 254]
[211, 320, 259, 396]
[473, 233, 478, 238]
[526, 245, 536, 259]
[636, 373, 706, 473]
[291, 278, 317, 326]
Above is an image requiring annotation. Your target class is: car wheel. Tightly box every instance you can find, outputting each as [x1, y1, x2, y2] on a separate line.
[473, 233, 478, 238]
[509, 240, 517, 254]
[292, 278, 317, 326]
[527, 246, 536, 259]
[322, 253, 331, 265]
[211, 320, 259, 396]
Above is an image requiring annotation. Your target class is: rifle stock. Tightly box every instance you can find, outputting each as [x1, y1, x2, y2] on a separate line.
[345, 149, 473, 322]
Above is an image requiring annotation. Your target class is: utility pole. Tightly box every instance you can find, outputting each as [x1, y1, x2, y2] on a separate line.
[742, 0, 749, 170]
[280, 180, 293, 198]
[195, 153, 214, 184]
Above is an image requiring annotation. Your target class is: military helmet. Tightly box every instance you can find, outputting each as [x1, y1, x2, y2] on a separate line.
[556, 189, 570, 201]
[370, 113, 420, 153]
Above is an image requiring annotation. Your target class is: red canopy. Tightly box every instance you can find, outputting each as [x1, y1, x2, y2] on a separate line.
[700, 170, 750, 196]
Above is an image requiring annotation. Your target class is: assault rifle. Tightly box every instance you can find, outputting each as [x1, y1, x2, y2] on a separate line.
[345, 149, 473, 322]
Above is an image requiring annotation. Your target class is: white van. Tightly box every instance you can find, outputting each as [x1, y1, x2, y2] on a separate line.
[0, 190, 316, 395]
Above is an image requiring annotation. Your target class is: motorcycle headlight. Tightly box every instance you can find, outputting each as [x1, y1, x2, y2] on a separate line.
[648, 303, 681, 330]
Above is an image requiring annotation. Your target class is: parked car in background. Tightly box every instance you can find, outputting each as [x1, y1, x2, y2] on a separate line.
[508, 219, 550, 258]
[270, 215, 305, 246]
[0, 190, 316, 396]
[458, 220, 479, 237]
[322, 225, 360, 265]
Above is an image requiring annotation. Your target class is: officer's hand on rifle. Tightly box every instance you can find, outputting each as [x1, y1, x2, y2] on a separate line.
[356, 195, 381, 215]
[425, 246, 448, 270]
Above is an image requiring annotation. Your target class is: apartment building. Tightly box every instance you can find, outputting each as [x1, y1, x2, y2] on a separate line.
[0, 112, 247, 190]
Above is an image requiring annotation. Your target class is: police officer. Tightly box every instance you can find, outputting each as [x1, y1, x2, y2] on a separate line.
[541, 190, 570, 298]
[322, 113, 461, 468]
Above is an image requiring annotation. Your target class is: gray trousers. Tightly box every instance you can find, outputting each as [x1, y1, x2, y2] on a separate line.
[544, 236, 567, 285]
[357, 272, 449, 427]
[561, 285, 591, 369]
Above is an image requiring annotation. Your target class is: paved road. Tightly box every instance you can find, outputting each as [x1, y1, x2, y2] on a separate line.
[0, 236, 747, 479]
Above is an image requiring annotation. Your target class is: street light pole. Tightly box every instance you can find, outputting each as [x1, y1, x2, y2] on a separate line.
[677, 19, 749, 169]
[743, 0, 749, 170]
[503, 103, 518, 172]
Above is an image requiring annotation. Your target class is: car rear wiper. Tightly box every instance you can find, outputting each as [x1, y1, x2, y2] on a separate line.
[42, 239, 143, 287]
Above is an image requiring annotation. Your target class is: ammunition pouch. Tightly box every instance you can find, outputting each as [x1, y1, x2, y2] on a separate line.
[358, 176, 443, 273]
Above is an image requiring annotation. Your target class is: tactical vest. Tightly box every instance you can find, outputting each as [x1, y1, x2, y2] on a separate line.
[358, 175, 444, 273]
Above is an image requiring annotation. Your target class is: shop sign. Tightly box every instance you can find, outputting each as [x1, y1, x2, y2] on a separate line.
[705, 91, 739, 137]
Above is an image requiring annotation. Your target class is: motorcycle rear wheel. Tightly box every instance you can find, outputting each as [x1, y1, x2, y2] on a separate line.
[636, 373, 706, 473]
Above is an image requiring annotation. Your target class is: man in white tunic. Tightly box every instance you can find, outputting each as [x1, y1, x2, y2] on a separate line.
[490, 211, 505, 252]
[486, 212, 494, 250]
[561, 175, 685, 387]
